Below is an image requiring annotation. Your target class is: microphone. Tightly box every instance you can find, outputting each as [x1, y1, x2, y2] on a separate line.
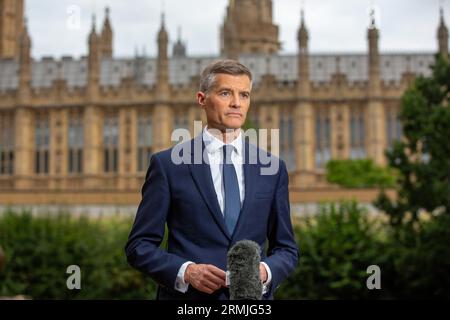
[227, 240, 262, 300]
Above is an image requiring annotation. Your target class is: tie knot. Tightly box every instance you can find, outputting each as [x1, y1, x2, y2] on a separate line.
[223, 145, 234, 164]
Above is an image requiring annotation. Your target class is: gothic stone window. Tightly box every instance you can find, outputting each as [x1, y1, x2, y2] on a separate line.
[386, 106, 403, 150]
[315, 107, 331, 169]
[137, 110, 153, 172]
[35, 112, 50, 175]
[173, 107, 189, 131]
[68, 110, 83, 174]
[350, 106, 366, 159]
[279, 108, 295, 171]
[0, 112, 14, 175]
[103, 110, 119, 173]
[172, 107, 190, 146]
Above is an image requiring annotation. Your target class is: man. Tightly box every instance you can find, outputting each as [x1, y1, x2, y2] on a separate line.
[125, 60, 299, 300]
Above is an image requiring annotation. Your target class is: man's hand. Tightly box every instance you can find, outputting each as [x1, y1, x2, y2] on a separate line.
[259, 263, 268, 283]
[185, 264, 227, 294]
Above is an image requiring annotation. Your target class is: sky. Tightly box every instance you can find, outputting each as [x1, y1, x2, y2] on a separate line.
[25, 0, 449, 59]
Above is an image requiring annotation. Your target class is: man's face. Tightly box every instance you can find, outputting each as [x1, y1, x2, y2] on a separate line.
[197, 74, 251, 131]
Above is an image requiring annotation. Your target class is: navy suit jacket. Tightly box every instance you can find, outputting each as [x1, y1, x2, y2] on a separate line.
[125, 134, 299, 300]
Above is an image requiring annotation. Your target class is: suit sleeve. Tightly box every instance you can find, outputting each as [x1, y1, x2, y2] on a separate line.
[125, 153, 187, 289]
[262, 159, 300, 297]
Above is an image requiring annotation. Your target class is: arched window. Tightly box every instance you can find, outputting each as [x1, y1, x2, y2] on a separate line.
[0, 112, 14, 175]
[350, 106, 366, 159]
[35, 112, 50, 175]
[279, 109, 296, 171]
[103, 111, 119, 173]
[173, 107, 189, 131]
[172, 107, 190, 147]
[386, 107, 403, 150]
[315, 108, 331, 169]
[137, 110, 153, 172]
[68, 110, 83, 174]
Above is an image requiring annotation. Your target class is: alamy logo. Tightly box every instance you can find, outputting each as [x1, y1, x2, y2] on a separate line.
[170, 121, 281, 176]
[66, 265, 81, 290]
[66, 5, 81, 30]
[366, 265, 381, 290]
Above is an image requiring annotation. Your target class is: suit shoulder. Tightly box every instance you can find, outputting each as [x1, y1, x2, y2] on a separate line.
[151, 148, 172, 163]
[150, 138, 194, 165]
[246, 142, 286, 167]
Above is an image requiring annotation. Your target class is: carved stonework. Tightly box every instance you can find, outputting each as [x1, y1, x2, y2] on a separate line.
[0, 1, 446, 203]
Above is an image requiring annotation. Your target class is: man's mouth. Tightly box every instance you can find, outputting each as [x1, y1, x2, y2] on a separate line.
[227, 113, 242, 117]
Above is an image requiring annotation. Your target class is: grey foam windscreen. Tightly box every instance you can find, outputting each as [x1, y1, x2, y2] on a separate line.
[227, 240, 262, 300]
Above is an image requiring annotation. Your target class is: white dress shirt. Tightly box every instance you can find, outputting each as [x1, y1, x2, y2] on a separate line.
[174, 127, 272, 294]
[203, 126, 245, 213]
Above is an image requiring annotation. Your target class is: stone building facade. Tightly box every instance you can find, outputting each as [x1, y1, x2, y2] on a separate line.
[0, 0, 448, 207]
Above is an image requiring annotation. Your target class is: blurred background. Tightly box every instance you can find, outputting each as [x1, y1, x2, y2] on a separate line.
[0, 0, 449, 299]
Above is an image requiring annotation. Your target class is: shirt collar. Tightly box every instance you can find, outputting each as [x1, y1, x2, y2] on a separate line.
[202, 126, 243, 156]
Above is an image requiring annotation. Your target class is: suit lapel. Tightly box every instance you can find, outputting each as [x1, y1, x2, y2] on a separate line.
[187, 135, 231, 240]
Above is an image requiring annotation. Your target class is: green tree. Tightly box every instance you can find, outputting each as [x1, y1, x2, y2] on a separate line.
[275, 201, 385, 300]
[375, 57, 450, 228]
[0, 245, 5, 273]
[326, 159, 395, 188]
[373, 57, 450, 299]
[242, 117, 258, 131]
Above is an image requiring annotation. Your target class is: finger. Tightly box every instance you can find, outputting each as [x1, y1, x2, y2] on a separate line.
[200, 279, 221, 293]
[198, 285, 214, 295]
[204, 272, 226, 287]
[207, 265, 227, 279]
[190, 277, 215, 294]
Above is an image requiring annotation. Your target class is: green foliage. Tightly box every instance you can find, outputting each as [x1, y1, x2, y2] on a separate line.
[2, 204, 449, 299]
[372, 57, 450, 299]
[0, 210, 157, 299]
[275, 201, 385, 299]
[0, 245, 4, 272]
[326, 159, 395, 188]
[242, 117, 258, 131]
[375, 57, 450, 226]
[276, 201, 450, 299]
[379, 213, 450, 299]
[375, 59, 450, 299]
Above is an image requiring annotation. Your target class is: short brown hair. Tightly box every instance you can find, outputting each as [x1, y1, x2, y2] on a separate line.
[199, 59, 253, 93]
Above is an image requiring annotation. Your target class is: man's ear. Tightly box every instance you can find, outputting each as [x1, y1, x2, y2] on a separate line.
[197, 92, 206, 108]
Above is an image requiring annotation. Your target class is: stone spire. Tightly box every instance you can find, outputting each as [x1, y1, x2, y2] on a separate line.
[157, 11, 169, 94]
[438, 5, 449, 60]
[153, 6, 173, 153]
[88, 15, 100, 87]
[18, 17, 31, 68]
[100, 7, 113, 58]
[368, 7, 380, 95]
[366, 6, 386, 166]
[297, 8, 309, 95]
[173, 26, 186, 57]
[18, 17, 31, 93]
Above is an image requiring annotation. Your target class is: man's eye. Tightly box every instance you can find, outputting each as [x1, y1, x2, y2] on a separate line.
[220, 92, 230, 97]
[240, 93, 249, 99]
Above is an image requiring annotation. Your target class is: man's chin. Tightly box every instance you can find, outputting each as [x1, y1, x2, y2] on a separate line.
[224, 120, 244, 130]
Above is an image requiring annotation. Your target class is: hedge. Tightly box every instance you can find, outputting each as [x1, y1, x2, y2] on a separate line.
[1, 203, 449, 299]
[0, 211, 156, 299]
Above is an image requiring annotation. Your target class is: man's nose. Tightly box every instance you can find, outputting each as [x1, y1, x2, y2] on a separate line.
[230, 93, 241, 108]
